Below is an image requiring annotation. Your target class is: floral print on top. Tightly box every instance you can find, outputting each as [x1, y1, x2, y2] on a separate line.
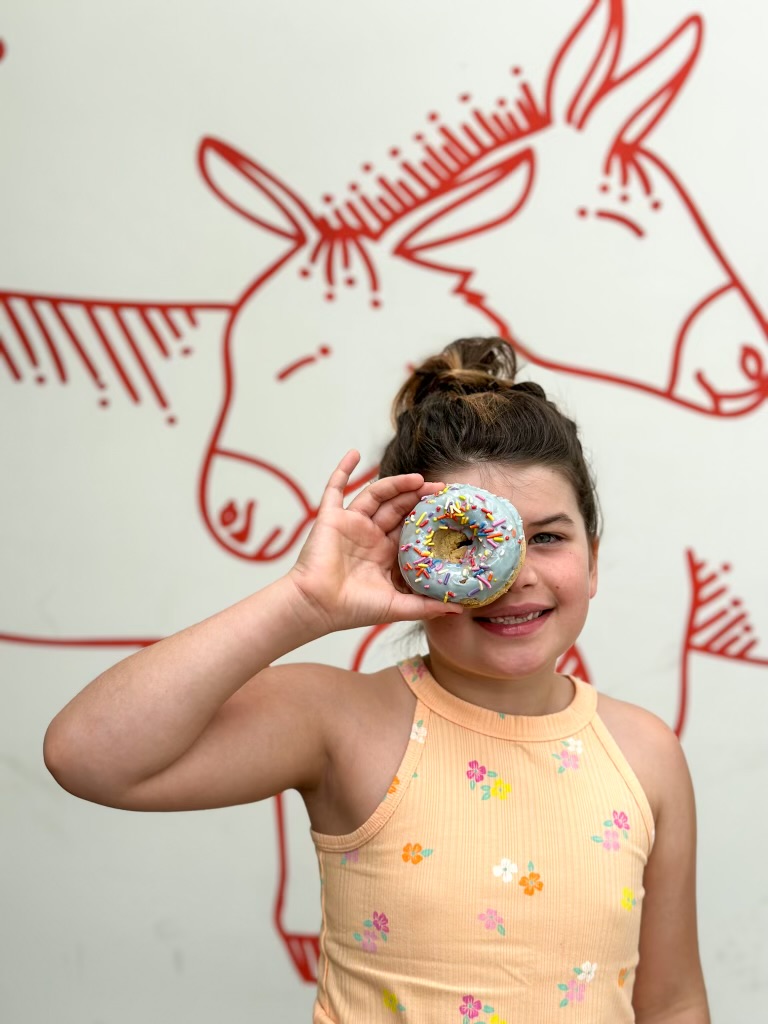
[478, 908, 506, 936]
[591, 810, 631, 850]
[621, 888, 637, 910]
[410, 719, 428, 743]
[557, 962, 598, 1008]
[466, 760, 511, 800]
[401, 842, 433, 864]
[552, 736, 583, 772]
[400, 657, 428, 684]
[382, 989, 406, 1013]
[492, 858, 518, 883]
[519, 861, 544, 895]
[352, 911, 389, 953]
[458, 995, 507, 1023]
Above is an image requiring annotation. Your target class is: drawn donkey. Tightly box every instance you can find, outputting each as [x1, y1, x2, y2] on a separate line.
[197, 0, 767, 565]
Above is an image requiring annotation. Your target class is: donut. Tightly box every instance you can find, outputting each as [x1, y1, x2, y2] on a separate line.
[398, 484, 526, 606]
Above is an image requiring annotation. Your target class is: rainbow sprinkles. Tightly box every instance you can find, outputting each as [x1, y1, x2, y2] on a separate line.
[398, 484, 526, 607]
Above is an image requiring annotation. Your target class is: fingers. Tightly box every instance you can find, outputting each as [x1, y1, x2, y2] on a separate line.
[318, 450, 361, 511]
[393, 592, 465, 621]
[349, 476, 445, 536]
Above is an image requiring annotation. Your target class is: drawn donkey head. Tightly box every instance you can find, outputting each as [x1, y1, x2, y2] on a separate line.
[355, 0, 766, 416]
[197, 0, 767, 562]
[196, 141, 520, 559]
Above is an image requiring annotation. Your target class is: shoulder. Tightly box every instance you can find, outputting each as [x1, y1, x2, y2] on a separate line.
[595, 691, 690, 822]
[242, 659, 414, 752]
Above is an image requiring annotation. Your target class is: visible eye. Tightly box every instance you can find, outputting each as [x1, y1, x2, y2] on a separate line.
[529, 532, 562, 545]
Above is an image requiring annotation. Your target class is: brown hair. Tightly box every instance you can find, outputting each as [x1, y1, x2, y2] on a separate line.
[380, 337, 600, 539]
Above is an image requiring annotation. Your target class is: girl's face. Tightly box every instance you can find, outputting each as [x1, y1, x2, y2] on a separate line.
[423, 462, 598, 692]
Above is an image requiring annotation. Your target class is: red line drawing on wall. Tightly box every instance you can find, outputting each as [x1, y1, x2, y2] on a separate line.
[675, 550, 768, 736]
[0, 291, 230, 423]
[5, 2, 767, 563]
[3, 2, 768, 986]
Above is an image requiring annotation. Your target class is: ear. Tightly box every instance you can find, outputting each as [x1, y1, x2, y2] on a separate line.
[588, 538, 599, 599]
[391, 150, 534, 257]
[545, 0, 623, 129]
[583, 15, 702, 150]
[197, 137, 316, 245]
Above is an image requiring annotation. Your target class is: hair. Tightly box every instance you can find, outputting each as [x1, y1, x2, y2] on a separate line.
[380, 336, 601, 540]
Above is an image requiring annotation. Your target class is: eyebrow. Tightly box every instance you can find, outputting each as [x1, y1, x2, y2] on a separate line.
[526, 513, 577, 529]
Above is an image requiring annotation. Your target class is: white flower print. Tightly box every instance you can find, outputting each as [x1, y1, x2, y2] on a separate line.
[563, 737, 583, 754]
[492, 858, 519, 883]
[579, 961, 598, 983]
[410, 720, 427, 743]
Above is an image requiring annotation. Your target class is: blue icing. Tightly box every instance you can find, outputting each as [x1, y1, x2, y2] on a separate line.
[398, 483, 526, 605]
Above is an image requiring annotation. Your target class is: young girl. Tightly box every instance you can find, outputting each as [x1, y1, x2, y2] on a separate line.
[45, 337, 709, 1023]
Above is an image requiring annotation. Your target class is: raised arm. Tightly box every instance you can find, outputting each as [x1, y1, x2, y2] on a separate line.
[43, 451, 461, 812]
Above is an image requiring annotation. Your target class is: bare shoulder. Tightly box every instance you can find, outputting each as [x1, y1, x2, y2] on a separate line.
[595, 691, 690, 821]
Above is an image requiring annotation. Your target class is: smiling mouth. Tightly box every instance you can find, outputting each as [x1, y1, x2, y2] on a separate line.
[481, 609, 549, 625]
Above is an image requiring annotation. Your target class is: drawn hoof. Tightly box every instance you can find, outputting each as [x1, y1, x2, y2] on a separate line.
[200, 450, 314, 561]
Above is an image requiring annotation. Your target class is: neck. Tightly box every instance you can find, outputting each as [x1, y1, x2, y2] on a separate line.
[424, 653, 573, 717]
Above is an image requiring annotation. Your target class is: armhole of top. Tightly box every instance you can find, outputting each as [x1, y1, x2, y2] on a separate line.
[590, 713, 656, 854]
[310, 700, 430, 853]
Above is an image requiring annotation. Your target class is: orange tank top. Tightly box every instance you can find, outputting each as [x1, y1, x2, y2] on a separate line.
[311, 656, 654, 1023]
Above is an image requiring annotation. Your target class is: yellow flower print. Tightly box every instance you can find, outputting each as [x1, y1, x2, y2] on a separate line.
[519, 860, 544, 895]
[382, 989, 405, 1012]
[621, 888, 637, 910]
[490, 777, 511, 800]
[489, 1015, 507, 1024]
[402, 842, 433, 864]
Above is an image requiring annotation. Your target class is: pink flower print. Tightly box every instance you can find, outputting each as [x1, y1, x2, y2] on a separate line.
[467, 760, 487, 784]
[566, 979, 586, 1003]
[553, 738, 582, 773]
[558, 963, 597, 1007]
[361, 929, 378, 953]
[478, 908, 506, 935]
[602, 829, 620, 851]
[560, 749, 580, 771]
[613, 810, 630, 835]
[340, 848, 359, 866]
[459, 995, 482, 1018]
[372, 911, 389, 934]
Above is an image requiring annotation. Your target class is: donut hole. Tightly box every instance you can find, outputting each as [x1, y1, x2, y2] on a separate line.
[432, 527, 472, 564]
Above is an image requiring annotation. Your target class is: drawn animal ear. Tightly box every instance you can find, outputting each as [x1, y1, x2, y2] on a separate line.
[545, 0, 702, 149]
[391, 150, 534, 256]
[197, 137, 315, 244]
[586, 15, 701, 149]
[545, 0, 622, 129]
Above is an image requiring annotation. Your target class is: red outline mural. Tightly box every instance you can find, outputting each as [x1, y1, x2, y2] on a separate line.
[3, 1, 768, 565]
[2, 3, 767, 987]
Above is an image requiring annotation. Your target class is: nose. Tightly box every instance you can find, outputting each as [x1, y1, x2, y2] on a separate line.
[669, 283, 768, 415]
[510, 547, 538, 589]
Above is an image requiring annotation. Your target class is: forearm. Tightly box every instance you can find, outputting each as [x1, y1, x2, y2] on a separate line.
[44, 573, 327, 794]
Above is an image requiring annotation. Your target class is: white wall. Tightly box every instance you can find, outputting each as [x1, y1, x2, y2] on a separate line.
[2, 1, 767, 1020]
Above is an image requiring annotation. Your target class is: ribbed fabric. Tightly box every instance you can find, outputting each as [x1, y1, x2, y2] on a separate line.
[311, 657, 654, 1023]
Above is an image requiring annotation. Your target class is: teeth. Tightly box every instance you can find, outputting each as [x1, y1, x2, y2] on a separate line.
[488, 610, 545, 624]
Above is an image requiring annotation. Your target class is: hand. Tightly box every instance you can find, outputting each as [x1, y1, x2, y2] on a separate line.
[288, 450, 464, 632]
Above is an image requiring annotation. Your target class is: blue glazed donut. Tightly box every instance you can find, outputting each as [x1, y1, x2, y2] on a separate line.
[398, 484, 526, 606]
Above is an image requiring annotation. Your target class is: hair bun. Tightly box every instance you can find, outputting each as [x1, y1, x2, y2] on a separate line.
[393, 336, 519, 419]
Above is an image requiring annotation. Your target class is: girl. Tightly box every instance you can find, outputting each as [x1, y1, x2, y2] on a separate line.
[44, 337, 709, 1023]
